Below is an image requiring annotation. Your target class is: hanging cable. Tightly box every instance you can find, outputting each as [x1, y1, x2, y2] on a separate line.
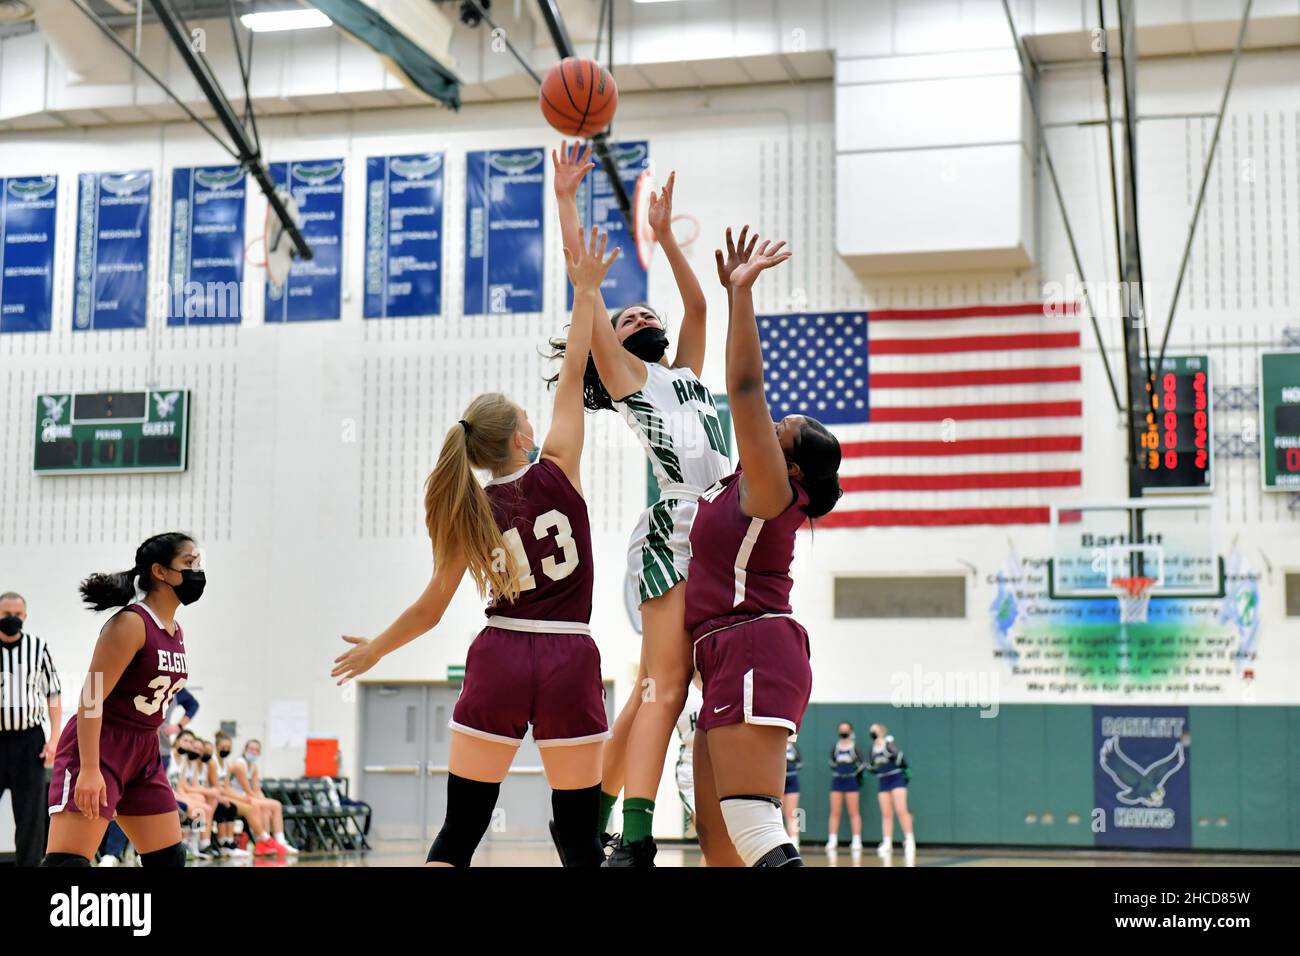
[1000, 0, 1124, 414]
[1155, 0, 1255, 373]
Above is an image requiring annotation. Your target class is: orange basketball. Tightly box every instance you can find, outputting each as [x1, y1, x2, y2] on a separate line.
[539, 57, 618, 138]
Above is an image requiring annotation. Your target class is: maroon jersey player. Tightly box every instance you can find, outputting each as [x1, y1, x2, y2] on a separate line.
[333, 225, 620, 868]
[684, 231, 843, 868]
[42, 532, 204, 867]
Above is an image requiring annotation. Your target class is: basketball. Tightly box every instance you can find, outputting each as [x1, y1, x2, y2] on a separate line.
[539, 57, 618, 138]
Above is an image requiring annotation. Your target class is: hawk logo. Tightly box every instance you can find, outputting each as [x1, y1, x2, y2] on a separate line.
[194, 167, 243, 190]
[488, 151, 544, 175]
[41, 394, 69, 423]
[7, 177, 56, 200]
[1099, 736, 1185, 807]
[152, 391, 181, 419]
[390, 155, 443, 180]
[292, 161, 343, 185]
[100, 172, 151, 196]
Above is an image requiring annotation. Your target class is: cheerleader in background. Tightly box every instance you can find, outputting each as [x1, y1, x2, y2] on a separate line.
[826, 721, 865, 851]
[868, 723, 915, 864]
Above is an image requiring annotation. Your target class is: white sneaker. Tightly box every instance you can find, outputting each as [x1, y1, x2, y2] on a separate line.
[225, 845, 251, 858]
[876, 839, 893, 859]
[904, 835, 916, 864]
[97, 855, 119, 867]
[850, 835, 862, 851]
[825, 834, 838, 850]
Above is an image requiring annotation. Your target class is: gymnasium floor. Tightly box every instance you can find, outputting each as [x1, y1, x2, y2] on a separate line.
[198, 840, 1300, 868]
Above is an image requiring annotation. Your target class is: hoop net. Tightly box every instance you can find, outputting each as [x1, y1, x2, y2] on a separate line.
[1111, 577, 1156, 623]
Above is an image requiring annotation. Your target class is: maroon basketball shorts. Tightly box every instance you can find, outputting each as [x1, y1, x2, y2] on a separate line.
[694, 614, 812, 737]
[451, 623, 611, 747]
[48, 716, 178, 819]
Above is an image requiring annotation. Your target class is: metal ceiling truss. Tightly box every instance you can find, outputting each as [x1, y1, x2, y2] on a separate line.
[70, 0, 313, 261]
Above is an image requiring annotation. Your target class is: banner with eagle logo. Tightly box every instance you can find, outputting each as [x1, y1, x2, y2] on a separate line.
[1093, 706, 1191, 848]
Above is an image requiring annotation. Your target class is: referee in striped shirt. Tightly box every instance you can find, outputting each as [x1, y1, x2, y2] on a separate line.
[0, 591, 63, 867]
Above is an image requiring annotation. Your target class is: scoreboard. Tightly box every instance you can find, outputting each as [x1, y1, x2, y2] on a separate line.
[34, 389, 190, 475]
[1136, 354, 1212, 491]
[1260, 351, 1300, 490]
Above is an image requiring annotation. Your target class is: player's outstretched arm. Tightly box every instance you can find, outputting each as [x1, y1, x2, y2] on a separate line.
[332, 551, 468, 685]
[543, 225, 620, 492]
[722, 232, 795, 519]
[552, 140, 644, 401]
[648, 172, 708, 376]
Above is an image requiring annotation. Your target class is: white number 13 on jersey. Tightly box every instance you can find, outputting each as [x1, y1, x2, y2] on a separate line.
[501, 509, 579, 591]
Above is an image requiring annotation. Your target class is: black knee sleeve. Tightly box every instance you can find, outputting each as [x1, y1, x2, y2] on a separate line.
[41, 852, 92, 867]
[426, 774, 500, 867]
[755, 843, 804, 867]
[551, 784, 603, 868]
[139, 842, 187, 867]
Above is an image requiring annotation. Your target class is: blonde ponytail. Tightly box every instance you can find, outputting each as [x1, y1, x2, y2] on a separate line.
[424, 393, 522, 604]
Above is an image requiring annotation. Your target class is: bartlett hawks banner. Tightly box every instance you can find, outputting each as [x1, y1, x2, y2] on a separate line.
[1092, 706, 1191, 849]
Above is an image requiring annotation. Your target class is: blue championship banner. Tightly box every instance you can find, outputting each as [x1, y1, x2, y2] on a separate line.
[1092, 705, 1191, 849]
[168, 165, 246, 325]
[364, 153, 444, 319]
[464, 148, 545, 315]
[0, 175, 57, 333]
[73, 170, 152, 331]
[265, 159, 344, 323]
[567, 140, 649, 311]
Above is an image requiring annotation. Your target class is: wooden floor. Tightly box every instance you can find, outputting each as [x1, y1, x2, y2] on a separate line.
[195, 839, 1300, 868]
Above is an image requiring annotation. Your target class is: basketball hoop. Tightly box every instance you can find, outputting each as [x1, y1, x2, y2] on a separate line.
[1111, 576, 1156, 623]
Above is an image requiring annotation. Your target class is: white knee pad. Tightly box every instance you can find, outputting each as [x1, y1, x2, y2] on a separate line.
[720, 796, 799, 867]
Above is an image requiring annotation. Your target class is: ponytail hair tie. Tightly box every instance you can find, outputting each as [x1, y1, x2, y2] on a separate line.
[458, 419, 472, 435]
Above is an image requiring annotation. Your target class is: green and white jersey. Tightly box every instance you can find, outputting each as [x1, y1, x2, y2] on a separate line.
[613, 362, 731, 497]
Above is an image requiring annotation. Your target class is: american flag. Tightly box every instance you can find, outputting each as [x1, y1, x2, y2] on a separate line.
[758, 303, 1082, 527]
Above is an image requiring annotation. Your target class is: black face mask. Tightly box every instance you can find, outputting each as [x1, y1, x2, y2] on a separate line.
[623, 327, 669, 363]
[200, 753, 213, 763]
[0, 615, 21, 637]
[869, 731, 880, 740]
[838, 731, 851, 739]
[169, 568, 206, 605]
[218, 748, 231, 758]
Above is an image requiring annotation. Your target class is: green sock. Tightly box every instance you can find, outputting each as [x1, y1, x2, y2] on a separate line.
[598, 791, 619, 833]
[622, 797, 655, 844]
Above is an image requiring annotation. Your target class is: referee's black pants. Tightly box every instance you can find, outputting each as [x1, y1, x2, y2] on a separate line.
[0, 727, 48, 867]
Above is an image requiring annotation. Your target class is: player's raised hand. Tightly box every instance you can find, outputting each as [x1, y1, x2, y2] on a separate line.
[564, 225, 621, 292]
[728, 237, 790, 290]
[714, 224, 757, 290]
[647, 170, 677, 243]
[551, 140, 595, 200]
[332, 635, 377, 685]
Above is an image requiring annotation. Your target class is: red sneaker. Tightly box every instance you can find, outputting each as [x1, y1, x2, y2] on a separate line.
[253, 837, 279, 856]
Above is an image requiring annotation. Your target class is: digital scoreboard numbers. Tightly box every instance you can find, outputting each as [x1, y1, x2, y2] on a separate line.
[34, 389, 190, 475]
[1136, 354, 1212, 491]
[1260, 351, 1300, 491]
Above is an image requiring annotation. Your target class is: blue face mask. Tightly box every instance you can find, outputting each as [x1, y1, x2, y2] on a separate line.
[527, 446, 541, 464]
[245, 753, 259, 766]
